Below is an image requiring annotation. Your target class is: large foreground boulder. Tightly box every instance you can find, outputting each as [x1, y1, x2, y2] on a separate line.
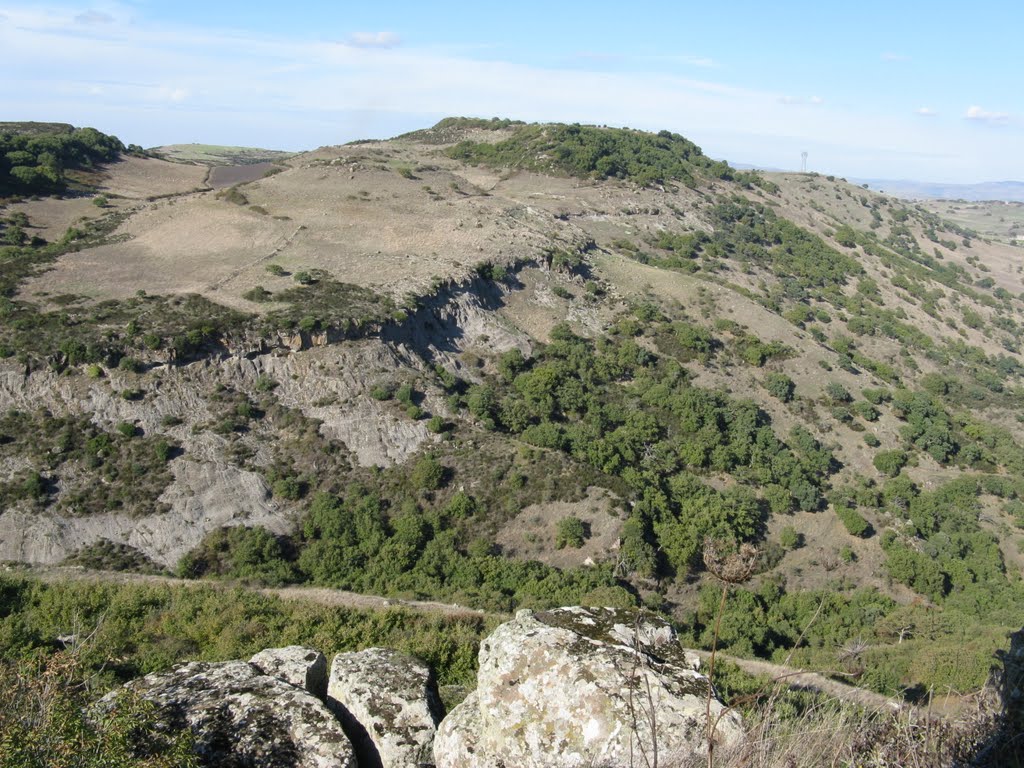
[434, 607, 743, 768]
[119, 660, 356, 768]
[327, 647, 444, 768]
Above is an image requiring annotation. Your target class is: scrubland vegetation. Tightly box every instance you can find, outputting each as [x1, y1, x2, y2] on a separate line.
[2, 118, 1024, 765]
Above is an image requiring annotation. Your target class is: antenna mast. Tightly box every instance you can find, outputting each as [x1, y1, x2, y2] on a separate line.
[801, 151, 808, 173]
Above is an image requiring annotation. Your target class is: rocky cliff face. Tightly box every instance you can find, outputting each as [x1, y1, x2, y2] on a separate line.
[107, 609, 742, 768]
[0, 271, 529, 569]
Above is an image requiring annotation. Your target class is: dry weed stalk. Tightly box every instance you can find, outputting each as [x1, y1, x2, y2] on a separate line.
[701, 538, 758, 768]
[624, 609, 659, 768]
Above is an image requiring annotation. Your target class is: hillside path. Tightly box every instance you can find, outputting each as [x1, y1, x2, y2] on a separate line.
[694, 650, 904, 711]
[19, 565, 490, 620]
[15, 566, 933, 715]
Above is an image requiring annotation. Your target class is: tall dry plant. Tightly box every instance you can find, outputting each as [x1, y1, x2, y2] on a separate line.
[701, 537, 759, 768]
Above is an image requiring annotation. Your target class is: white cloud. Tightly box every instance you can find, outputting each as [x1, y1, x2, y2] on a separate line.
[346, 31, 400, 49]
[74, 10, 114, 25]
[779, 95, 823, 106]
[681, 55, 715, 68]
[880, 52, 910, 62]
[965, 105, 1009, 123]
[1, 4, 1021, 181]
[571, 51, 623, 63]
[915, 106, 937, 117]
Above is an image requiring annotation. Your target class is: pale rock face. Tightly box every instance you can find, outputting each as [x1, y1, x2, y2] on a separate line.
[327, 647, 444, 768]
[250, 645, 329, 700]
[119, 660, 356, 768]
[433, 607, 744, 768]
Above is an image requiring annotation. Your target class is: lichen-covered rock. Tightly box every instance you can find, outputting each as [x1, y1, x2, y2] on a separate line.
[327, 647, 444, 768]
[251, 646, 329, 700]
[434, 607, 743, 768]
[120, 660, 356, 768]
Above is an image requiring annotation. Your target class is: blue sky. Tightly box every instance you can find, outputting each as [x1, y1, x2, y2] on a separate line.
[3, 1, 1021, 182]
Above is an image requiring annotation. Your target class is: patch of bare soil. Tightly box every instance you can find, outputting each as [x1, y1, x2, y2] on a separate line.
[495, 486, 624, 568]
[5, 196, 102, 243]
[19, 145, 559, 306]
[97, 155, 210, 199]
[762, 508, 897, 596]
[21, 195, 294, 306]
[6, 156, 210, 246]
[208, 163, 281, 189]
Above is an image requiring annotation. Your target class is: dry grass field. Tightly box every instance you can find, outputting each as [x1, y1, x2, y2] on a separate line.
[919, 198, 1024, 246]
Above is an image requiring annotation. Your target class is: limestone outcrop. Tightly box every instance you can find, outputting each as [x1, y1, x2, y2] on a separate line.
[327, 647, 444, 768]
[251, 645, 329, 700]
[433, 607, 744, 768]
[117, 660, 356, 768]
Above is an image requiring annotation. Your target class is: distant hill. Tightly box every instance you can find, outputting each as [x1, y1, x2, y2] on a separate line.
[0, 121, 76, 136]
[853, 178, 1024, 202]
[152, 143, 294, 166]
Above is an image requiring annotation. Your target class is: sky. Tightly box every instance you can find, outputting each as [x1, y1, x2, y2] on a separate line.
[2, 1, 1022, 183]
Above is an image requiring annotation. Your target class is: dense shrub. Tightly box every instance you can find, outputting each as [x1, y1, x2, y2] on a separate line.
[555, 516, 586, 549]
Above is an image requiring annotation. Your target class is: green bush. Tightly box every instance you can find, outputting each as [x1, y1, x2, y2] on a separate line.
[825, 381, 852, 403]
[873, 449, 908, 477]
[764, 372, 795, 402]
[779, 525, 802, 549]
[836, 505, 871, 537]
[411, 454, 445, 491]
[272, 476, 305, 501]
[396, 382, 415, 405]
[371, 384, 393, 401]
[556, 516, 586, 549]
[254, 374, 277, 392]
[243, 286, 272, 302]
[854, 401, 879, 421]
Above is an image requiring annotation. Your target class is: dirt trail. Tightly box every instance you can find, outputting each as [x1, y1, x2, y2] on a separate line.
[18, 566, 492, 620]
[12, 566, 953, 716]
[206, 224, 304, 292]
[693, 650, 904, 711]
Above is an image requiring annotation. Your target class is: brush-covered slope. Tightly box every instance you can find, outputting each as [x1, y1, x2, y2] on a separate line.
[2, 118, 1024, 701]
